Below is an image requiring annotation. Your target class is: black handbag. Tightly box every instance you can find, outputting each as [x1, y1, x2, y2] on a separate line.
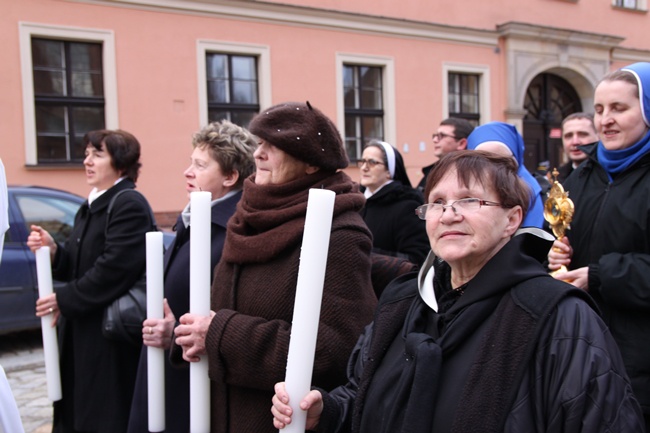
[101, 189, 156, 346]
[102, 276, 147, 345]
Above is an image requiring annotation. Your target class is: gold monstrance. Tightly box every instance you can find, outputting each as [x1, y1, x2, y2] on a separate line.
[543, 168, 574, 275]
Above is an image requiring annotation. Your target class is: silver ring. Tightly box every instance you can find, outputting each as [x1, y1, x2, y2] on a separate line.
[49, 307, 53, 314]
[149, 326, 153, 335]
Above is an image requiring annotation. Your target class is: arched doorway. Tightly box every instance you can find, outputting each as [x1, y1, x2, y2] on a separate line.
[522, 73, 582, 172]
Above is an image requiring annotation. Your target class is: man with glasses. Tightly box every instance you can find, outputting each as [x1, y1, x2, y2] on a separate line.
[417, 117, 474, 192]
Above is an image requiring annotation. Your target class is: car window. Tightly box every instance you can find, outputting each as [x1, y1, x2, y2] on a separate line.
[14, 194, 81, 244]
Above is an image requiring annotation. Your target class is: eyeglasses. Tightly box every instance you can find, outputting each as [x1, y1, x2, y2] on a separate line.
[356, 158, 385, 169]
[432, 132, 457, 141]
[415, 198, 502, 220]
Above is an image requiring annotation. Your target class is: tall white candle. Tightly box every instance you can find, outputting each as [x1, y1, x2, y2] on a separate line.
[189, 191, 211, 433]
[283, 189, 336, 433]
[35, 247, 62, 401]
[146, 231, 165, 432]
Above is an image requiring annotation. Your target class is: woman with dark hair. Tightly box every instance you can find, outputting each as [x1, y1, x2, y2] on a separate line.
[27, 129, 155, 433]
[549, 62, 650, 430]
[126, 120, 257, 433]
[272, 150, 643, 432]
[358, 140, 429, 266]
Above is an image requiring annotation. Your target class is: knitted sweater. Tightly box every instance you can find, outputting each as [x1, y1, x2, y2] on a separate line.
[205, 170, 377, 433]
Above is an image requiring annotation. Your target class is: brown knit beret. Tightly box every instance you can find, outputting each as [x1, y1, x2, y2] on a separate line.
[248, 101, 349, 171]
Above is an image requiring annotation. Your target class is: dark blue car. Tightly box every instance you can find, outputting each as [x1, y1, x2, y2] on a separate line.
[0, 185, 174, 334]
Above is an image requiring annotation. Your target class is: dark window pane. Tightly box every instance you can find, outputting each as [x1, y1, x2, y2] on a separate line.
[72, 107, 105, 136]
[343, 66, 354, 88]
[207, 80, 228, 103]
[71, 72, 103, 97]
[231, 56, 255, 79]
[362, 116, 383, 139]
[33, 70, 65, 95]
[232, 111, 256, 128]
[35, 106, 66, 133]
[360, 67, 381, 88]
[344, 88, 356, 109]
[69, 42, 102, 71]
[32, 39, 64, 68]
[208, 109, 230, 123]
[361, 89, 382, 109]
[37, 136, 68, 161]
[232, 81, 257, 104]
[206, 54, 227, 79]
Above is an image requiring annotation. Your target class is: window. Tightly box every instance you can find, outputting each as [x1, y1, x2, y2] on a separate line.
[615, 0, 638, 7]
[442, 64, 490, 126]
[19, 23, 118, 166]
[448, 73, 480, 125]
[343, 65, 384, 160]
[31, 38, 105, 164]
[612, 0, 647, 9]
[197, 41, 271, 128]
[206, 53, 259, 126]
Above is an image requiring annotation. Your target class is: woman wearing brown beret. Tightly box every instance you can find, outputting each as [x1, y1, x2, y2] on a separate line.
[174, 102, 377, 433]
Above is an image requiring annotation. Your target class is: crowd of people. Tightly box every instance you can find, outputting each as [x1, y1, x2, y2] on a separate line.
[25, 61, 650, 433]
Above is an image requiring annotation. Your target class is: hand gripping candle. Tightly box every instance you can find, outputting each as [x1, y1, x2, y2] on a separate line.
[283, 189, 336, 433]
[146, 231, 165, 432]
[189, 191, 212, 433]
[35, 246, 62, 401]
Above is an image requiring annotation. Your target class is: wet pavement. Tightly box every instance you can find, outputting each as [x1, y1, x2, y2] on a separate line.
[0, 330, 53, 433]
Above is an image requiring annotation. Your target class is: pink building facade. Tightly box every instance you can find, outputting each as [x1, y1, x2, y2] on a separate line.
[3, 0, 650, 220]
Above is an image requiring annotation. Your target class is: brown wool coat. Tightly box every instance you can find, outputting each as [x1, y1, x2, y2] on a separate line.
[205, 170, 377, 433]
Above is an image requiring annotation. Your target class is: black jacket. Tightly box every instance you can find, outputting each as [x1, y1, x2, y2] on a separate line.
[127, 191, 242, 433]
[564, 143, 650, 415]
[360, 181, 429, 266]
[316, 230, 643, 433]
[52, 180, 154, 432]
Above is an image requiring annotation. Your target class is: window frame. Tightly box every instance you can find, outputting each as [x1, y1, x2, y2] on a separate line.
[442, 63, 491, 125]
[336, 53, 395, 163]
[19, 22, 118, 166]
[197, 40, 271, 127]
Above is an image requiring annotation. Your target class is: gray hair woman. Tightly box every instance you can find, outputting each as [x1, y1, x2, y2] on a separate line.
[272, 150, 643, 432]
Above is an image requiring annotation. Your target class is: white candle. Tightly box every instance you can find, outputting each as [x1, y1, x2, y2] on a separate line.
[35, 247, 62, 401]
[146, 232, 165, 432]
[283, 189, 336, 433]
[189, 191, 211, 433]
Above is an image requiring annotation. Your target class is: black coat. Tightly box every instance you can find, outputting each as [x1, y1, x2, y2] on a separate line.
[52, 180, 154, 433]
[126, 191, 242, 433]
[317, 231, 643, 432]
[360, 181, 429, 266]
[564, 143, 650, 416]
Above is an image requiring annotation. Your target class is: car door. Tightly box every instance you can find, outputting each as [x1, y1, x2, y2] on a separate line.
[0, 188, 83, 334]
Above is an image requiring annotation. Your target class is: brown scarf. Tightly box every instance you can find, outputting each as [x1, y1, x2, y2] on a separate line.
[221, 170, 365, 264]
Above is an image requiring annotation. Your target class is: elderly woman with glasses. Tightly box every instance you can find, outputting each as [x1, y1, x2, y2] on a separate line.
[271, 150, 643, 432]
[357, 140, 429, 267]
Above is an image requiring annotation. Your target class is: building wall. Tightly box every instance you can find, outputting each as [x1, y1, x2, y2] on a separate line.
[2, 0, 649, 218]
